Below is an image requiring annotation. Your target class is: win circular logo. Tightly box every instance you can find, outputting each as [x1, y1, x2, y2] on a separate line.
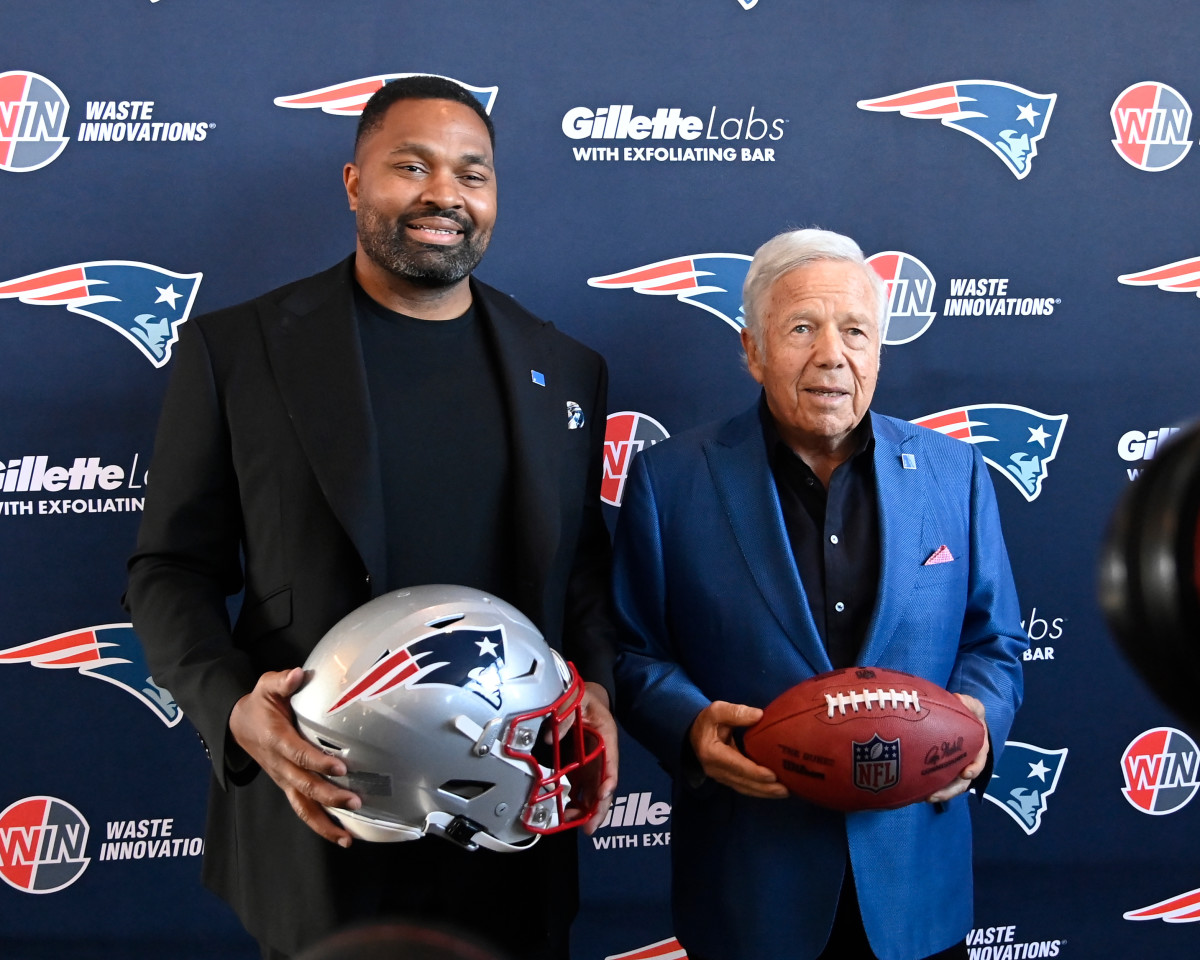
[0, 71, 71, 173]
[0, 796, 91, 893]
[1111, 82, 1193, 172]
[867, 251, 937, 345]
[602, 411, 669, 507]
[1121, 727, 1200, 815]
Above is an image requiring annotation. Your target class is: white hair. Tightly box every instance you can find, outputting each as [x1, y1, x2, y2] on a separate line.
[741, 228, 889, 351]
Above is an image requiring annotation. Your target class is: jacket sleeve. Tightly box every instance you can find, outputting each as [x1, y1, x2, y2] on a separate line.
[947, 445, 1028, 762]
[125, 319, 259, 782]
[611, 452, 713, 777]
[561, 354, 618, 703]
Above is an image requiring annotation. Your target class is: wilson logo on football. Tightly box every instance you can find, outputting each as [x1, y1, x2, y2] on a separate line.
[0, 796, 91, 894]
[1121, 727, 1200, 815]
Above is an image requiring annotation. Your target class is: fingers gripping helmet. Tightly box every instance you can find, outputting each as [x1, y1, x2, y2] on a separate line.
[291, 585, 605, 852]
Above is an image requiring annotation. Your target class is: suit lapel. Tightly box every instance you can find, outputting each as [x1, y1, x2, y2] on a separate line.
[859, 413, 924, 664]
[704, 405, 831, 675]
[260, 257, 387, 590]
[474, 282, 560, 617]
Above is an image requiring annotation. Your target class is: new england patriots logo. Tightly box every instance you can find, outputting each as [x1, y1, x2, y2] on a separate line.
[914, 404, 1067, 502]
[274, 74, 497, 117]
[1119, 257, 1200, 297]
[588, 254, 752, 332]
[978, 740, 1067, 835]
[1126, 886, 1200, 923]
[858, 81, 1056, 179]
[330, 626, 509, 714]
[0, 261, 201, 368]
[0, 624, 181, 727]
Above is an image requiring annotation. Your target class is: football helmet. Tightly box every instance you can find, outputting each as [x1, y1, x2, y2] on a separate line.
[290, 585, 605, 852]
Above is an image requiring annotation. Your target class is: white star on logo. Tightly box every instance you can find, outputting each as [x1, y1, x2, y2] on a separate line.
[1016, 102, 1041, 126]
[155, 284, 182, 309]
[1028, 425, 1050, 447]
[475, 637, 499, 657]
[1028, 759, 1050, 781]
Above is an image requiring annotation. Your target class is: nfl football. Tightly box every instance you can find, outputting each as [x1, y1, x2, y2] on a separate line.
[742, 667, 986, 811]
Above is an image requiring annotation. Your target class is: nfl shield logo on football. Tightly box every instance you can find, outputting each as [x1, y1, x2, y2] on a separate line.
[854, 735, 901, 793]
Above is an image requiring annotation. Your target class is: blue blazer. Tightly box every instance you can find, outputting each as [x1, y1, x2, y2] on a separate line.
[612, 402, 1026, 960]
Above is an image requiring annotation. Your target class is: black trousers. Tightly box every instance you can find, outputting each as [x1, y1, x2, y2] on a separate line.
[686, 861, 969, 960]
[258, 831, 575, 960]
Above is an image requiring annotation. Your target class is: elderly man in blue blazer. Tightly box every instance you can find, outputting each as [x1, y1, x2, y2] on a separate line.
[612, 228, 1027, 960]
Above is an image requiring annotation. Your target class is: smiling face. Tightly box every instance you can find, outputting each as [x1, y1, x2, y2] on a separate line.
[741, 259, 881, 464]
[345, 97, 496, 294]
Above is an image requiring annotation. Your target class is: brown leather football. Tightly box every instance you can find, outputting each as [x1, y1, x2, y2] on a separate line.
[742, 666, 985, 811]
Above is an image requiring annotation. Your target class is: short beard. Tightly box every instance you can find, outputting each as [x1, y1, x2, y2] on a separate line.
[357, 205, 490, 288]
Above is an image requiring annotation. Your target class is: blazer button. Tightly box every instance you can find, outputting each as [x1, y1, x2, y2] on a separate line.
[365, 574, 372, 585]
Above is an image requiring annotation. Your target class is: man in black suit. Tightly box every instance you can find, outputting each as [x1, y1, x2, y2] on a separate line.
[126, 75, 618, 960]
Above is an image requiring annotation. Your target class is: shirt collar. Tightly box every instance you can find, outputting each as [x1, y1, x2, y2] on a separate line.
[757, 392, 875, 469]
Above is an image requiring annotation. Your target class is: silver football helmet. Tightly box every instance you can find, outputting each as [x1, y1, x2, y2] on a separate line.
[290, 585, 605, 852]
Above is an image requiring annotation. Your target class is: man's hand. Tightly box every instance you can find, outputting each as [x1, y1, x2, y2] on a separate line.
[926, 693, 989, 804]
[689, 701, 789, 799]
[572, 682, 619, 834]
[228, 667, 362, 847]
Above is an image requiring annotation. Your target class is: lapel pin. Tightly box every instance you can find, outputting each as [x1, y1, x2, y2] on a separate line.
[531, 370, 546, 386]
[901, 453, 917, 470]
[566, 401, 585, 429]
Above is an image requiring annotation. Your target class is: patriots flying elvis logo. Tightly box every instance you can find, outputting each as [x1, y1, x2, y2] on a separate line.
[1119, 257, 1200, 297]
[330, 626, 510, 714]
[0, 624, 181, 727]
[1126, 886, 1200, 923]
[274, 74, 497, 117]
[978, 740, 1067, 835]
[588, 254, 752, 332]
[913, 404, 1067, 502]
[0, 261, 201, 368]
[858, 81, 1056, 179]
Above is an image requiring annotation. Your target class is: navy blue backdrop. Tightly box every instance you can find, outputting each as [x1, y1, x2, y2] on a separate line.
[3, 2, 1200, 958]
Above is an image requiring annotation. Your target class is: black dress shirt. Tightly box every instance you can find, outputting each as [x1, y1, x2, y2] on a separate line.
[760, 398, 880, 669]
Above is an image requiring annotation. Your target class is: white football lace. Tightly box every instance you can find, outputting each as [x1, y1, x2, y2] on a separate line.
[824, 688, 923, 717]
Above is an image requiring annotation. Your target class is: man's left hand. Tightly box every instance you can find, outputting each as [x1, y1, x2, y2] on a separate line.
[926, 693, 988, 803]
[573, 682, 618, 834]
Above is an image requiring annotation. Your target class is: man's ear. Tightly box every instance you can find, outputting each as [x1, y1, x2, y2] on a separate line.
[344, 163, 359, 211]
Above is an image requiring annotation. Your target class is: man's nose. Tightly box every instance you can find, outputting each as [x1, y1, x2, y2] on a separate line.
[419, 167, 463, 209]
[812, 324, 845, 366]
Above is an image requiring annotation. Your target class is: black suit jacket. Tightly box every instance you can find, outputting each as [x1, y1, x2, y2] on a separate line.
[126, 256, 615, 952]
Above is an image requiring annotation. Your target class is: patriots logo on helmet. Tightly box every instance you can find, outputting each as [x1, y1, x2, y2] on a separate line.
[978, 740, 1067, 835]
[330, 626, 510, 714]
[913, 404, 1067, 502]
[588, 254, 752, 332]
[1119, 257, 1200, 297]
[1126, 886, 1200, 923]
[0, 624, 181, 727]
[274, 74, 497, 117]
[858, 81, 1056, 179]
[605, 939, 687, 960]
[0, 261, 201, 368]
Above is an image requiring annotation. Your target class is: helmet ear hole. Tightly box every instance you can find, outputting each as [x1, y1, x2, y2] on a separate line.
[438, 779, 495, 800]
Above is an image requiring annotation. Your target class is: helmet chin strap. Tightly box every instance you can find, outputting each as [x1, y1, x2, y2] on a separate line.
[424, 811, 540, 853]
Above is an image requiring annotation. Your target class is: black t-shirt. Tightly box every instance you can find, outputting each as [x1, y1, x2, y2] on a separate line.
[355, 285, 515, 600]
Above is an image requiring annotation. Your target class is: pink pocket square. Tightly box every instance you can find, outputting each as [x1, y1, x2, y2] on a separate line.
[924, 545, 955, 565]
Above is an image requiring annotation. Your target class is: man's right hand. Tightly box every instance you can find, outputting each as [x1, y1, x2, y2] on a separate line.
[228, 667, 362, 847]
[689, 700, 790, 799]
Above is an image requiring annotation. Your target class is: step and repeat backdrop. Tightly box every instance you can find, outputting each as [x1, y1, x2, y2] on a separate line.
[3, 2, 1200, 958]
